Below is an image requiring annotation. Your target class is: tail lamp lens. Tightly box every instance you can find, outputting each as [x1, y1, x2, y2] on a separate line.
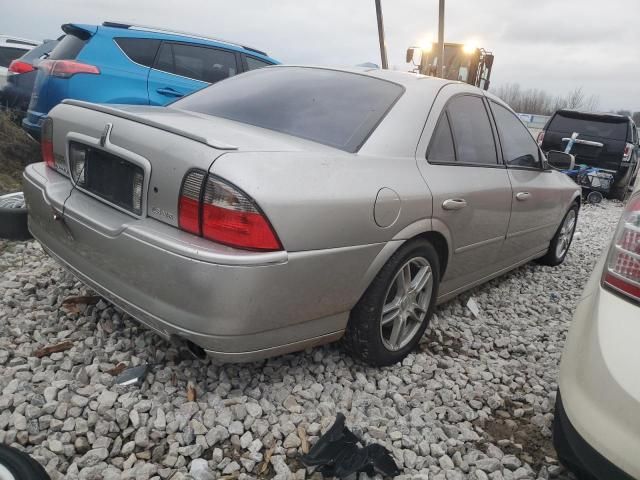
[69, 143, 87, 185]
[178, 171, 282, 252]
[39, 59, 100, 78]
[178, 170, 206, 235]
[603, 194, 640, 300]
[536, 131, 545, 147]
[8, 60, 35, 74]
[41, 117, 55, 168]
[623, 143, 634, 162]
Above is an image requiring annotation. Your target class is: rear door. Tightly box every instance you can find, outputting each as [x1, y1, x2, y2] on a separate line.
[147, 42, 240, 105]
[489, 100, 563, 261]
[417, 90, 512, 295]
[0, 45, 30, 88]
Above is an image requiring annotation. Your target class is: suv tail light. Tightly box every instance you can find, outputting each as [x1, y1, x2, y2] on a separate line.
[8, 60, 35, 74]
[41, 117, 55, 168]
[39, 59, 100, 78]
[178, 171, 282, 251]
[622, 143, 634, 162]
[536, 131, 545, 147]
[602, 193, 640, 301]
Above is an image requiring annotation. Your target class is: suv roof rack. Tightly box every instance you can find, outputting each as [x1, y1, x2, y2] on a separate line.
[102, 21, 268, 57]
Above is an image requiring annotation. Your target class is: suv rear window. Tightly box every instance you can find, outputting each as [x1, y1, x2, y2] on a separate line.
[114, 38, 161, 67]
[0, 47, 28, 67]
[48, 34, 87, 60]
[20, 41, 58, 63]
[548, 113, 628, 141]
[172, 67, 404, 152]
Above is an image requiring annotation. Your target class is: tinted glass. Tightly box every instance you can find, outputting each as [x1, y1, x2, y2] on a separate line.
[245, 56, 271, 70]
[491, 102, 541, 168]
[115, 38, 161, 67]
[0, 47, 29, 67]
[173, 67, 404, 152]
[155, 43, 237, 83]
[428, 113, 456, 163]
[20, 41, 58, 63]
[447, 95, 497, 165]
[548, 113, 628, 141]
[48, 34, 87, 60]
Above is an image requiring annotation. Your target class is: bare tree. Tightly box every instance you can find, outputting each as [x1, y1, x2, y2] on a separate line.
[492, 83, 599, 115]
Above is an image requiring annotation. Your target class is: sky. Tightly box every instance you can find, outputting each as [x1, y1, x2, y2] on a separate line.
[2, 0, 638, 112]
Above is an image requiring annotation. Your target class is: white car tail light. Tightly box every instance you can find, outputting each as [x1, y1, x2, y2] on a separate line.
[41, 117, 67, 175]
[622, 143, 634, 162]
[178, 170, 282, 252]
[603, 193, 640, 301]
[537, 131, 545, 147]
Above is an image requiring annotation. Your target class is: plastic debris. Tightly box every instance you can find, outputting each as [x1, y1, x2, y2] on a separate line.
[301, 413, 400, 478]
[467, 297, 480, 318]
[115, 364, 149, 386]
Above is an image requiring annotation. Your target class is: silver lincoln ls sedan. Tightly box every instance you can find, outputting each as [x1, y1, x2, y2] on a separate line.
[24, 66, 581, 366]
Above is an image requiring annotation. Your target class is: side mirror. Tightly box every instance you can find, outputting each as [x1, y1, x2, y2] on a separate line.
[406, 47, 422, 65]
[546, 150, 575, 171]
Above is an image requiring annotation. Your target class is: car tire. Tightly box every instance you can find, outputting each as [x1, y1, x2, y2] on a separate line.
[610, 165, 635, 201]
[0, 444, 50, 480]
[344, 238, 440, 366]
[537, 204, 579, 267]
[0, 192, 31, 241]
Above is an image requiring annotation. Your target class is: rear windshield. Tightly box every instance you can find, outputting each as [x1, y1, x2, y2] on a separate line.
[172, 67, 404, 152]
[48, 34, 87, 60]
[0, 47, 29, 67]
[548, 113, 628, 141]
[20, 40, 58, 63]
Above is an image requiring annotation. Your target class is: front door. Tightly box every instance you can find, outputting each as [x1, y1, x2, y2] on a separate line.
[488, 100, 563, 261]
[418, 93, 513, 296]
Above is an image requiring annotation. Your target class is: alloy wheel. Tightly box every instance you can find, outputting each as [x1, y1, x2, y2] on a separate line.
[380, 257, 433, 351]
[555, 209, 576, 259]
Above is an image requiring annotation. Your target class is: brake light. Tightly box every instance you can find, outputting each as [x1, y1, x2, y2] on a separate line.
[41, 117, 54, 168]
[602, 194, 640, 301]
[8, 60, 35, 74]
[178, 170, 206, 235]
[622, 143, 634, 162]
[177, 171, 282, 251]
[39, 59, 100, 78]
[536, 131, 545, 147]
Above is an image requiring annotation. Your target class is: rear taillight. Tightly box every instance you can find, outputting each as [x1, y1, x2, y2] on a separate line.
[178, 170, 206, 235]
[622, 143, 634, 162]
[177, 171, 282, 252]
[602, 194, 640, 301]
[8, 60, 35, 74]
[39, 59, 100, 78]
[41, 117, 55, 168]
[536, 131, 545, 147]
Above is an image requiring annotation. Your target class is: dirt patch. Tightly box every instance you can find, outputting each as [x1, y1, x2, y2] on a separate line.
[0, 111, 40, 195]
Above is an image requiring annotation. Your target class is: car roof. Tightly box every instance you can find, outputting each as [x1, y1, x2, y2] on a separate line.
[67, 22, 278, 63]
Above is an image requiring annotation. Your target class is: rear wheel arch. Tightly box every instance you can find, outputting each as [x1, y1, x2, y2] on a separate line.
[412, 231, 449, 279]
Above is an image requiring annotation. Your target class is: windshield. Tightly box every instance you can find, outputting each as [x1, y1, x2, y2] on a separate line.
[172, 67, 404, 152]
[549, 113, 628, 141]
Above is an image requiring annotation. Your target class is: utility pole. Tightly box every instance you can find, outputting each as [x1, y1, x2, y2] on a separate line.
[437, 0, 445, 78]
[375, 0, 389, 69]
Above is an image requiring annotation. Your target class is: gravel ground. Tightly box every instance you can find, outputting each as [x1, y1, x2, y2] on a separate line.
[0, 200, 623, 480]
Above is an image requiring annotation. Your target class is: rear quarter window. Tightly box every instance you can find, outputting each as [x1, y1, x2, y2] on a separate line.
[48, 34, 87, 60]
[0, 47, 29, 67]
[114, 38, 161, 67]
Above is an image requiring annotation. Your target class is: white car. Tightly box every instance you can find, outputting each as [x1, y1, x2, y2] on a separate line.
[0, 35, 39, 90]
[554, 184, 640, 479]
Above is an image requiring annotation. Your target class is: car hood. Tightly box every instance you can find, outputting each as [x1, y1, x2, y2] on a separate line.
[108, 104, 338, 153]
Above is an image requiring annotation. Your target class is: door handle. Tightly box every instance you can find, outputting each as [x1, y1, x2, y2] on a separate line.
[156, 87, 184, 97]
[442, 198, 467, 210]
[516, 192, 531, 201]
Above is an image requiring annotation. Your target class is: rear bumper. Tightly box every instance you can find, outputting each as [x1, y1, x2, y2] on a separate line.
[553, 393, 635, 480]
[556, 253, 640, 479]
[23, 163, 384, 362]
[22, 114, 43, 140]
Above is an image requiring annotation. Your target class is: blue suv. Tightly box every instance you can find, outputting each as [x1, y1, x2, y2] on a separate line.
[23, 22, 279, 138]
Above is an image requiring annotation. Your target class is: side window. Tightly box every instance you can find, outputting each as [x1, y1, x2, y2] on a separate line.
[155, 43, 238, 83]
[245, 56, 271, 70]
[491, 102, 541, 168]
[427, 113, 456, 163]
[446, 95, 498, 165]
[115, 38, 161, 67]
[0, 47, 28, 67]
